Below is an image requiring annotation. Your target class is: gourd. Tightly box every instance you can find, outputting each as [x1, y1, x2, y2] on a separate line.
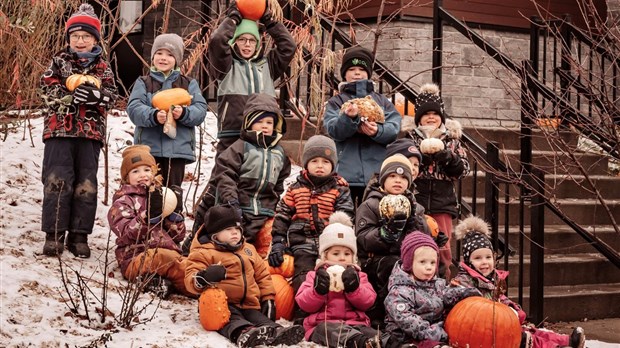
[269, 254, 294, 278]
[65, 74, 101, 91]
[254, 217, 273, 258]
[379, 194, 411, 220]
[419, 137, 445, 154]
[151, 88, 192, 111]
[237, 0, 266, 20]
[326, 265, 345, 292]
[340, 95, 385, 124]
[160, 186, 178, 218]
[271, 274, 294, 320]
[445, 296, 521, 348]
[198, 287, 231, 331]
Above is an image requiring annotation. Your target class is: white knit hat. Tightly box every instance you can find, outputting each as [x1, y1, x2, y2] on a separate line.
[318, 212, 356, 259]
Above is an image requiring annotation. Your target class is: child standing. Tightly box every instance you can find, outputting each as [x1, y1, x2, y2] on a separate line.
[295, 212, 383, 348]
[184, 205, 305, 347]
[40, 4, 117, 258]
[107, 145, 190, 298]
[451, 216, 586, 348]
[127, 33, 207, 188]
[323, 46, 401, 207]
[406, 83, 469, 280]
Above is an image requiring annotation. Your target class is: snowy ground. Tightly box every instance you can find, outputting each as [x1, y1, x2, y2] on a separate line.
[0, 113, 616, 347]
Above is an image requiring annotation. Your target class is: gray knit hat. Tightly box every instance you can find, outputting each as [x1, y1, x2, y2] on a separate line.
[379, 154, 413, 187]
[302, 135, 338, 169]
[151, 33, 184, 67]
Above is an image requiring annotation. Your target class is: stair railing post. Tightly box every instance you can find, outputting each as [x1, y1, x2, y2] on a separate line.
[559, 15, 573, 126]
[432, 0, 443, 87]
[529, 169, 545, 325]
[484, 142, 500, 251]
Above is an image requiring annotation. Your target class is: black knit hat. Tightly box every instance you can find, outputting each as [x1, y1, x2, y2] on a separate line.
[386, 139, 423, 163]
[414, 83, 445, 126]
[340, 46, 374, 79]
[454, 216, 494, 265]
[205, 205, 242, 236]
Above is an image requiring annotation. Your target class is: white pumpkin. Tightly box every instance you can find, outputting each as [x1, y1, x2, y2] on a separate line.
[419, 138, 445, 154]
[326, 265, 345, 292]
[379, 194, 411, 220]
[161, 186, 178, 217]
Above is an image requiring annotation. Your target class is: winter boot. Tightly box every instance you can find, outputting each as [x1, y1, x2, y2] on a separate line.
[520, 331, 533, 348]
[569, 327, 585, 348]
[66, 232, 90, 258]
[236, 325, 275, 348]
[43, 232, 65, 256]
[268, 324, 305, 346]
[142, 275, 174, 299]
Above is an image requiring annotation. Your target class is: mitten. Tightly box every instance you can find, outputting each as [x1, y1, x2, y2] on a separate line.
[227, 200, 243, 221]
[259, 5, 275, 29]
[433, 149, 454, 166]
[379, 225, 402, 243]
[146, 189, 164, 221]
[261, 299, 276, 321]
[341, 266, 360, 293]
[387, 217, 407, 233]
[314, 268, 330, 295]
[268, 238, 287, 267]
[226, 0, 242, 25]
[194, 264, 227, 289]
[73, 83, 112, 106]
[435, 231, 449, 248]
[421, 153, 434, 167]
[170, 185, 184, 213]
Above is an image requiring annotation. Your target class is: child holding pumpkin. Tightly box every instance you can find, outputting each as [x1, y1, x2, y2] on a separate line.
[126, 32, 207, 189]
[404, 83, 469, 280]
[39, 4, 118, 258]
[451, 216, 586, 348]
[184, 205, 305, 347]
[107, 145, 190, 299]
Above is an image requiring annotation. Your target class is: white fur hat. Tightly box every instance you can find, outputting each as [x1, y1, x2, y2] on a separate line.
[318, 212, 356, 258]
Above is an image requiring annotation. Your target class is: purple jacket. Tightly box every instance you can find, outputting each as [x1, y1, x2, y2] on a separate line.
[107, 184, 186, 275]
[295, 266, 376, 340]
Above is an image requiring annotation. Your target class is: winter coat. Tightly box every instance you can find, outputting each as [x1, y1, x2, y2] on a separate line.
[208, 17, 296, 140]
[184, 233, 275, 309]
[107, 184, 186, 276]
[323, 80, 401, 188]
[384, 262, 479, 343]
[450, 262, 527, 323]
[40, 47, 117, 144]
[406, 119, 470, 218]
[272, 171, 354, 251]
[295, 265, 376, 340]
[126, 69, 207, 162]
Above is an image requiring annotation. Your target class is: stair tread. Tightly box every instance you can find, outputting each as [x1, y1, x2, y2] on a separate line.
[506, 253, 616, 264]
[462, 197, 620, 204]
[484, 224, 619, 233]
[509, 282, 620, 296]
[465, 171, 617, 180]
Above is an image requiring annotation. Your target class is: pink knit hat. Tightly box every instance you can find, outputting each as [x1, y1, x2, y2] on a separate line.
[400, 231, 438, 273]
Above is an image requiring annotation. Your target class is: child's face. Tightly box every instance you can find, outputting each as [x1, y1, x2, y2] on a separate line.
[250, 117, 274, 136]
[409, 157, 420, 180]
[419, 111, 442, 129]
[153, 49, 176, 73]
[324, 246, 354, 265]
[412, 246, 437, 281]
[235, 34, 258, 59]
[127, 165, 154, 186]
[469, 248, 495, 277]
[214, 226, 242, 245]
[344, 66, 368, 82]
[383, 173, 409, 195]
[307, 157, 333, 177]
[68, 30, 96, 53]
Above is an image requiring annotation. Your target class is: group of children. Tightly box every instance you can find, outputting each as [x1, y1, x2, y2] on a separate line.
[39, 3, 585, 348]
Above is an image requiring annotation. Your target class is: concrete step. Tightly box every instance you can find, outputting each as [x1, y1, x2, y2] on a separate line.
[281, 139, 305, 165]
[497, 149, 609, 176]
[282, 117, 321, 141]
[464, 126, 579, 151]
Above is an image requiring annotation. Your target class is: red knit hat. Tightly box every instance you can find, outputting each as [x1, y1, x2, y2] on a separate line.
[400, 231, 439, 273]
[66, 4, 101, 42]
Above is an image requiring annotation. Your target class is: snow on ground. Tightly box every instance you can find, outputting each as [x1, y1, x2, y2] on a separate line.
[0, 113, 614, 347]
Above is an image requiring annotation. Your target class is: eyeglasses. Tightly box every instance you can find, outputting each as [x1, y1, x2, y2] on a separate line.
[69, 34, 95, 43]
[236, 37, 257, 45]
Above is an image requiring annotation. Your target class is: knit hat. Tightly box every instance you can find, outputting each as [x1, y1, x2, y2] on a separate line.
[230, 19, 261, 51]
[66, 4, 101, 42]
[340, 46, 374, 79]
[386, 139, 423, 163]
[151, 33, 184, 67]
[454, 215, 493, 265]
[302, 135, 338, 169]
[205, 205, 243, 236]
[247, 111, 276, 127]
[318, 212, 356, 259]
[414, 83, 446, 126]
[400, 231, 439, 273]
[120, 145, 157, 182]
[379, 154, 413, 187]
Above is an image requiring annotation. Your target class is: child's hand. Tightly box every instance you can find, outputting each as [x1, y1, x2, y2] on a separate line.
[359, 121, 378, 136]
[171, 106, 183, 120]
[341, 266, 360, 293]
[194, 264, 227, 289]
[344, 103, 359, 118]
[156, 110, 167, 125]
[314, 268, 330, 295]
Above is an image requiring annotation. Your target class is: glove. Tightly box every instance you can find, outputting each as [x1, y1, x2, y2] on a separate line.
[170, 185, 183, 213]
[259, 4, 275, 29]
[226, 0, 242, 25]
[387, 217, 407, 233]
[314, 268, 330, 295]
[379, 224, 402, 243]
[261, 299, 276, 321]
[146, 189, 164, 220]
[341, 266, 360, 293]
[227, 200, 243, 222]
[268, 241, 287, 267]
[421, 153, 434, 167]
[73, 82, 112, 106]
[194, 264, 227, 289]
[435, 231, 449, 248]
[433, 149, 454, 166]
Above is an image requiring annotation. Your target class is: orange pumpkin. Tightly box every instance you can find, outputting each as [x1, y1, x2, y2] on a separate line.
[198, 287, 231, 331]
[445, 296, 521, 348]
[65, 74, 101, 91]
[151, 88, 192, 111]
[269, 254, 294, 278]
[254, 217, 274, 258]
[395, 99, 415, 116]
[237, 0, 266, 20]
[271, 274, 294, 320]
[425, 214, 440, 238]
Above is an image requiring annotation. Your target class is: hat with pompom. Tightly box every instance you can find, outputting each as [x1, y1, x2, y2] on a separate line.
[66, 4, 101, 42]
[400, 231, 439, 273]
[120, 145, 157, 182]
[414, 83, 445, 126]
[454, 215, 493, 265]
[319, 212, 356, 259]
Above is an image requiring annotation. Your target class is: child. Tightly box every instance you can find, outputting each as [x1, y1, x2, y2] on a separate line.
[295, 212, 383, 348]
[107, 145, 191, 298]
[384, 232, 480, 348]
[269, 135, 354, 296]
[39, 4, 117, 258]
[127, 33, 207, 188]
[406, 83, 469, 280]
[323, 46, 401, 207]
[355, 154, 430, 328]
[184, 205, 305, 347]
[452, 216, 586, 348]
[193, 94, 291, 246]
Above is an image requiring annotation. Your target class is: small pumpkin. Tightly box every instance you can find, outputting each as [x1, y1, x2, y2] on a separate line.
[160, 186, 178, 218]
[445, 296, 521, 348]
[152, 88, 192, 111]
[198, 287, 231, 331]
[341, 95, 385, 124]
[425, 214, 440, 238]
[237, 0, 266, 20]
[271, 274, 294, 320]
[255, 217, 274, 258]
[395, 99, 415, 116]
[419, 137, 445, 154]
[65, 74, 101, 91]
[326, 264, 345, 292]
[269, 254, 294, 278]
[379, 194, 411, 220]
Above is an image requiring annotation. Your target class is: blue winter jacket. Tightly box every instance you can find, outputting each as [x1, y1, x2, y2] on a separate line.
[127, 69, 207, 162]
[323, 80, 401, 188]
